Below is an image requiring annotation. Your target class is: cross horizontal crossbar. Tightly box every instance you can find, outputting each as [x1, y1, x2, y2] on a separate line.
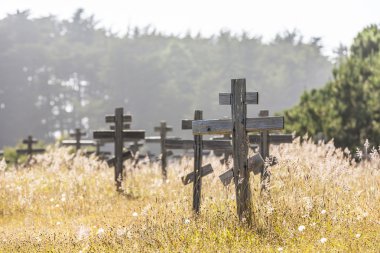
[16, 149, 45, 154]
[61, 140, 96, 146]
[23, 139, 37, 144]
[145, 136, 180, 143]
[219, 92, 259, 105]
[165, 139, 232, 151]
[192, 117, 284, 135]
[249, 134, 293, 144]
[110, 124, 130, 130]
[105, 115, 132, 123]
[69, 132, 86, 137]
[154, 126, 172, 132]
[181, 120, 193, 130]
[107, 151, 132, 166]
[165, 139, 193, 149]
[181, 164, 213, 185]
[93, 130, 145, 140]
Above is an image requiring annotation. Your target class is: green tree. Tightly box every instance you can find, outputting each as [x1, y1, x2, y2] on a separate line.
[285, 25, 380, 149]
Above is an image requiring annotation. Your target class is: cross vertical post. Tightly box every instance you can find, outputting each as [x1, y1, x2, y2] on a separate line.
[26, 135, 33, 155]
[152, 121, 173, 180]
[193, 110, 203, 213]
[114, 107, 124, 191]
[160, 121, 168, 180]
[259, 110, 270, 192]
[231, 79, 252, 223]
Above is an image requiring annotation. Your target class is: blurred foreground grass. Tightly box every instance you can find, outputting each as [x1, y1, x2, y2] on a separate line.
[0, 139, 379, 252]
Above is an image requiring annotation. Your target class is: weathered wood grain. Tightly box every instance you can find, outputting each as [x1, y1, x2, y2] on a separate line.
[219, 92, 259, 105]
[110, 124, 130, 130]
[182, 163, 213, 185]
[219, 153, 264, 186]
[231, 79, 252, 223]
[105, 115, 132, 123]
[181, 119, 193, 130]
[192, 116, 284, 135]
[193, 110, 203, 213]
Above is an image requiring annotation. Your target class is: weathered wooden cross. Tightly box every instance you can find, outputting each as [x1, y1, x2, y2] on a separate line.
[248, 110, 293, 191]
[166, 110, 232, 213]
[16, 136, 45, 161]
[93, 108, 145, 191]
[144, 121, 175, 179]
[192, 79, 285, 223]
[61, 128, 92, 151]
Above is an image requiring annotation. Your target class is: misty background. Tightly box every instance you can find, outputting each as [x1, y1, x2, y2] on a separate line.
[0, 8, 346, 147]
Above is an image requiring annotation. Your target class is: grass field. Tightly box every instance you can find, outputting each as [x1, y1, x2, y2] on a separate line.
[0, 138, 379, 252]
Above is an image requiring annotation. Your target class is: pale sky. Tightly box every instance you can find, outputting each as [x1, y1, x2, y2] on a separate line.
[0, 0, 379, 55]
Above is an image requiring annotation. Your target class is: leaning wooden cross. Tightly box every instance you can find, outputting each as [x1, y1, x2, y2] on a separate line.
[192, 79, 285, 223]
[93, 108, 145, 191]
[166, 110, 232, 213]
[249, 110, 293, 191]
[16, 136, 45, 161]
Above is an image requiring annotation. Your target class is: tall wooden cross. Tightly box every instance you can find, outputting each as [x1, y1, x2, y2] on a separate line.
[166, 110, 232, 213]
[16, 136, 45, 160]
[248, 110, 293, 191]
[192, 79, 285, 223]
[93, 108, 145, 191]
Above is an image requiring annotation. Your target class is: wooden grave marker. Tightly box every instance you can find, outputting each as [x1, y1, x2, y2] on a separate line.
[16, 136, 45, 163]
[192, 79, 285, 223]
[248, 110, 293, 191]
[166, 110, 233, 213]
[93, 108, 145, 191]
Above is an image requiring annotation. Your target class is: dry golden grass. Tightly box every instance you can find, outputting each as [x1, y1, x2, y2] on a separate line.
[0, 138, 379, 252]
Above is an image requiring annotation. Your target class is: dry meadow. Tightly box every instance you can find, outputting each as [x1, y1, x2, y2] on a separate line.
[0, 138, 379, 252]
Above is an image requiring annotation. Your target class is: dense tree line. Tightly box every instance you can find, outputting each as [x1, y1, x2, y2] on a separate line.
[0, 9, 332, 146]
[285, 25, 380, 150]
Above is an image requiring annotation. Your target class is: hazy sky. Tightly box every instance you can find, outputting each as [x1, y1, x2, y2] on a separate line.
[1, 0, 379, 55]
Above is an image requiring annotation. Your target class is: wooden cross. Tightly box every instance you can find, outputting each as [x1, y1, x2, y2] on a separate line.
[166, 110, 232, 213]
[61, 128, 93, 151]
[248, 110, 293, 191]
[192, 79, 285, 223]
[16, 135, 45, 160]
[93, 108, 145, 191]
[71, 128, 86, 150]
[145, 121, 180, 179]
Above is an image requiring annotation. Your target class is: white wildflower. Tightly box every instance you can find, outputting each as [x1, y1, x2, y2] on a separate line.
[97, 228, 105, 237]
[277, 247, 284, 251]
[132, 212, 138, 217]
[56, 221, 61, 226]
[298, 225, 305, 232]
[320, 237, 328, 244]
[35, 236, 42, 243]
[355, 233, 361, 238]
[116, 227, 127, 237]
[77, 226, 90, 241]
[184, 219, 190, 224]
[321, 209, 327, 215]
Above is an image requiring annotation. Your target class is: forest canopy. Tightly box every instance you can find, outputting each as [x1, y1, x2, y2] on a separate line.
[0, 9, 333, 146]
